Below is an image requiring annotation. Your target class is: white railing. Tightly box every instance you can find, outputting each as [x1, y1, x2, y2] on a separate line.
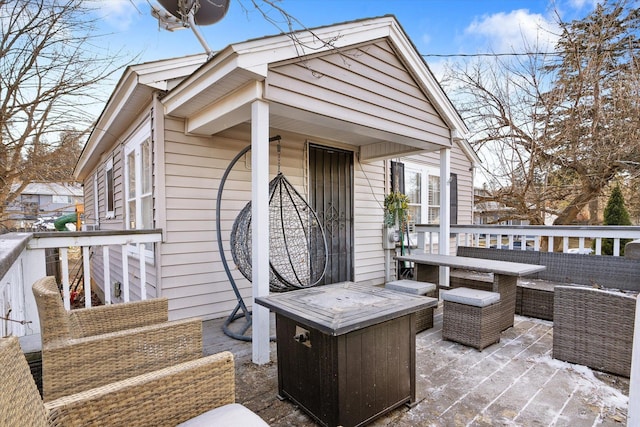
[0, 230, 162, 337]
[414, 224, 640, 256]
[0, 233, 31, 337]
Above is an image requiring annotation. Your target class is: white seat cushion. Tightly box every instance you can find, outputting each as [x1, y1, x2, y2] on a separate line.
[386, 279, 436, 295]
[442, 287, 500, 307]
[177, 403, 269, 427]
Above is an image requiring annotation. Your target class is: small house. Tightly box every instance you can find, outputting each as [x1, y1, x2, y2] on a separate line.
[74, 16, 478, 332]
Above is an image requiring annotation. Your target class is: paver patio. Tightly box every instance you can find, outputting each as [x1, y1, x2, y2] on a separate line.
[203, 306, 629, 426]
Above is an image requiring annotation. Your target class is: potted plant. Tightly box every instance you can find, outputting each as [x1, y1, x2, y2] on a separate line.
[384, 191, 410, 253]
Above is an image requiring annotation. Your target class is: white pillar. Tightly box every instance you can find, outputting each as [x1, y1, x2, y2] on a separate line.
[251, 99, 270, 364]
[439, 148, 451, 286]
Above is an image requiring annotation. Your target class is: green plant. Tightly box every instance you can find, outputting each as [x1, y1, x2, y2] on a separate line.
[596, 184, 632, 255]
[384, 192, 409, 228]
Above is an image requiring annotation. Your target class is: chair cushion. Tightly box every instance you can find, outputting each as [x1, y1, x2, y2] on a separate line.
[177, 403, 269, 427]
[442, 287, 500, 307]
[386, 279, 436, 295]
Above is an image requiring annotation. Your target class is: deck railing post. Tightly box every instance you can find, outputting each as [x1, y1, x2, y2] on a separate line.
[103, 246, 111, 304]
[121, 245, 130, 302]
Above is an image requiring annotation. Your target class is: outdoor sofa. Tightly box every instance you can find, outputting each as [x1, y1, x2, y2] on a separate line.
[450, 246, 640, 320]
[447, 245, 639, 377]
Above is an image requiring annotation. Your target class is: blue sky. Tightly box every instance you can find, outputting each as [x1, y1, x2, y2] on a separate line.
[95, 0, 603, 80]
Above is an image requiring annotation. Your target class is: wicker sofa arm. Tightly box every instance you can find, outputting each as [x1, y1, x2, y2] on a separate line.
[43, 318, 203, 401]
[45, 351, 236, 427]
[553, 285, 636, 377]
[69, 298, 169, 338]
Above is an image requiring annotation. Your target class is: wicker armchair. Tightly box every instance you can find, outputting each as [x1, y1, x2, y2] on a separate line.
[32, 276, 203, 401]
[1, 336, 268, 426]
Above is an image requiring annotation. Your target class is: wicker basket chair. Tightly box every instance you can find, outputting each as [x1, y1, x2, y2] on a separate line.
[0, 336, 268, 426]
[32, 276, 203, 401]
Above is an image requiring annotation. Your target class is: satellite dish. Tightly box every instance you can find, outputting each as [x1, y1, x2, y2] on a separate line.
[157, 0, 230, 26]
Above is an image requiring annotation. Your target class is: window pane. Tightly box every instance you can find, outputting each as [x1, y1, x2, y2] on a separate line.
[141, 195, 153, 229]
[429, 207, 440, 224]
[406, 170, 421, 204]
[407, 205, 421, 224]
[106, 167, 114, 212]
[127, 151, 136, 198]
[428, 176, 440, 206]
[128, 200, 136, 229]
[141, 139, 151, 194]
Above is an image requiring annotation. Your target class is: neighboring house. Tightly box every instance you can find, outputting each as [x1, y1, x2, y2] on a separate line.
[74, 16, 478, 321]
[5, 182, 83, 228]
[473, 187, 524, 225]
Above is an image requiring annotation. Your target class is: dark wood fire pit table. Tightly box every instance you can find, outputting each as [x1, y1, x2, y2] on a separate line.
[255, 282, 437, 427]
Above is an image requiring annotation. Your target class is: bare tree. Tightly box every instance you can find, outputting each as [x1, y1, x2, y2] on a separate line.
[443, 0, 640, 226]
[0, 0, 124, 225]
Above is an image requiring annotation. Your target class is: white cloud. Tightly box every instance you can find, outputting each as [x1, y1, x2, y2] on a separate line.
[464, 9, 559, 54]
[421, 32, 431, 46]
[566, 0, 601, 9]
[96, 0, 145, 31]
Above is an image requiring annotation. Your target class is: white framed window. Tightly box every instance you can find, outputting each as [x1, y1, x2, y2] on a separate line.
[52, 195, 71, 204]
[404, 163, 440, 226]
[105, 157, 114, 218]
[124, 125, 153, 230]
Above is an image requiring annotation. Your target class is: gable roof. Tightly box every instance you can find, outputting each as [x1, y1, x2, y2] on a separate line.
[12, 182, 82, 197]
[75, 54, 207, 179]
[76, 15, 476, 179]
[164, 15, 468, 134]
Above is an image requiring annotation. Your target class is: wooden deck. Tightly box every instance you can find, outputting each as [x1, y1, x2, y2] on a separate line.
[203, 306, 629, 426]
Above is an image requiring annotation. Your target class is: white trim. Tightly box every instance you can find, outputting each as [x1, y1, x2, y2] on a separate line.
[251, 99, 270, 364]
[403, 161, 441, 227]
[186, 80, 262, 135]
[123, 121, 154, 263]
[439, 148, 451, 285]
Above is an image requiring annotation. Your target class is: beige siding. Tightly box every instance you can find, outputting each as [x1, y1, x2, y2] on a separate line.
[82, 173, 96, 225]
[161, 119, 310, 320]
[266, 39, 451, 145]
[88, 125, 471, 321]
[353, 159, 386, 284]
[85, 115, 158, 301]
[162, 118, 397, 319]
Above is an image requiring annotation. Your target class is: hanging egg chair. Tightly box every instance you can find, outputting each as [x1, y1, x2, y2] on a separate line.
[217, 137, 327, 341]
[230, 171, 328, 292]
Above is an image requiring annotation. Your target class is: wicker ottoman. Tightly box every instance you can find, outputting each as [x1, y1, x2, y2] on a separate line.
[516, 280, 556, 320]
[385, 279, 437, 332]
[442, 287, 502, 350]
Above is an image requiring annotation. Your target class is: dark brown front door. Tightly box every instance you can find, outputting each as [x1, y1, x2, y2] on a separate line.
[309, 144, 354, 285]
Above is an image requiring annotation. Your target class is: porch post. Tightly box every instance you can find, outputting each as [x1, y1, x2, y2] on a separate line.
[251, 98, 270, 364]
[439, 148, 451, 286]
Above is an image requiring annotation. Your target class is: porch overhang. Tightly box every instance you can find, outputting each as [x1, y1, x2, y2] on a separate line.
[166, 79, 449, 162]
[160, 16, 466, 162]
[169, 76, 448, 160]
